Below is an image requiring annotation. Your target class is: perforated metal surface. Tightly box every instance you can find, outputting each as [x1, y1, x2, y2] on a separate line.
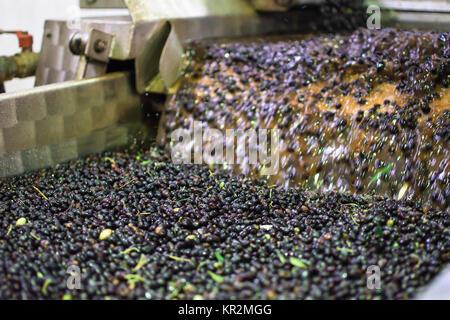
[35, 20, 81, 86]
[0, 72, 141, 177]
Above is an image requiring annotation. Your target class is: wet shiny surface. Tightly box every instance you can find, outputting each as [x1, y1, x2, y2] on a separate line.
[160, 29, 449, 208]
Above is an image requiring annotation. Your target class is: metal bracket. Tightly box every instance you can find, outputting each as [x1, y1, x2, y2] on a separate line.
[86, 29, 114, 63]
[69, 29, 114, 63]
[69, 29, 114, 80]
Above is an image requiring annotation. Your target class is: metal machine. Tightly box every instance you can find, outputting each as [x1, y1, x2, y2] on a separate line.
[0, 0, 448, 299]
[1, 0, 449, 177]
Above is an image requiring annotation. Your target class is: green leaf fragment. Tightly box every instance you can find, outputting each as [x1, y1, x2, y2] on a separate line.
[375, 225, 383, 236]
[124, 274, 145, 288]
[154, 162, 165, 168]
[133, 254, 149, 272]
[168, 255, 191, 262]
[215, 252, 225, 263]
[166, 288, 180, 300]
[208, 271, 225, 283]
[369, 163, 393, 186]
[16, 217, 27, 227]
[289, 257, 309, 269]
[120, 247, 140, 255]
[124, 274, 145, 281]
[337, 247, 355, 254]
[104, 157, 116, 164]
[30, 232, 40, 241]
[276, 251, 286, 264]
[42, 278, 52, 295]
[6, 225, 12, 236]
[196, 261, 207, 272]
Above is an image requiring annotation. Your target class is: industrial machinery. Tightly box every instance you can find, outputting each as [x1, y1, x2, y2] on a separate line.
[1, 0, 449, 177]
[0, 0, 448, 300]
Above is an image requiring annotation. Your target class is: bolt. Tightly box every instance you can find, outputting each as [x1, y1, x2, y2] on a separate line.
[94, 39, 107, 54]
[69, 32, 88, 55]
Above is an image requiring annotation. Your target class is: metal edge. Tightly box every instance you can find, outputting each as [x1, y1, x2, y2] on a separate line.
[80, 0, 127, 9]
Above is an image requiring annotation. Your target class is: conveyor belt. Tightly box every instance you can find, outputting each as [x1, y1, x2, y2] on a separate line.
[159, 29, 450, 208]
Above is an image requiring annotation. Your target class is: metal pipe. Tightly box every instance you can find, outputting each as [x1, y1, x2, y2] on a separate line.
[0, 51, 39, 83]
